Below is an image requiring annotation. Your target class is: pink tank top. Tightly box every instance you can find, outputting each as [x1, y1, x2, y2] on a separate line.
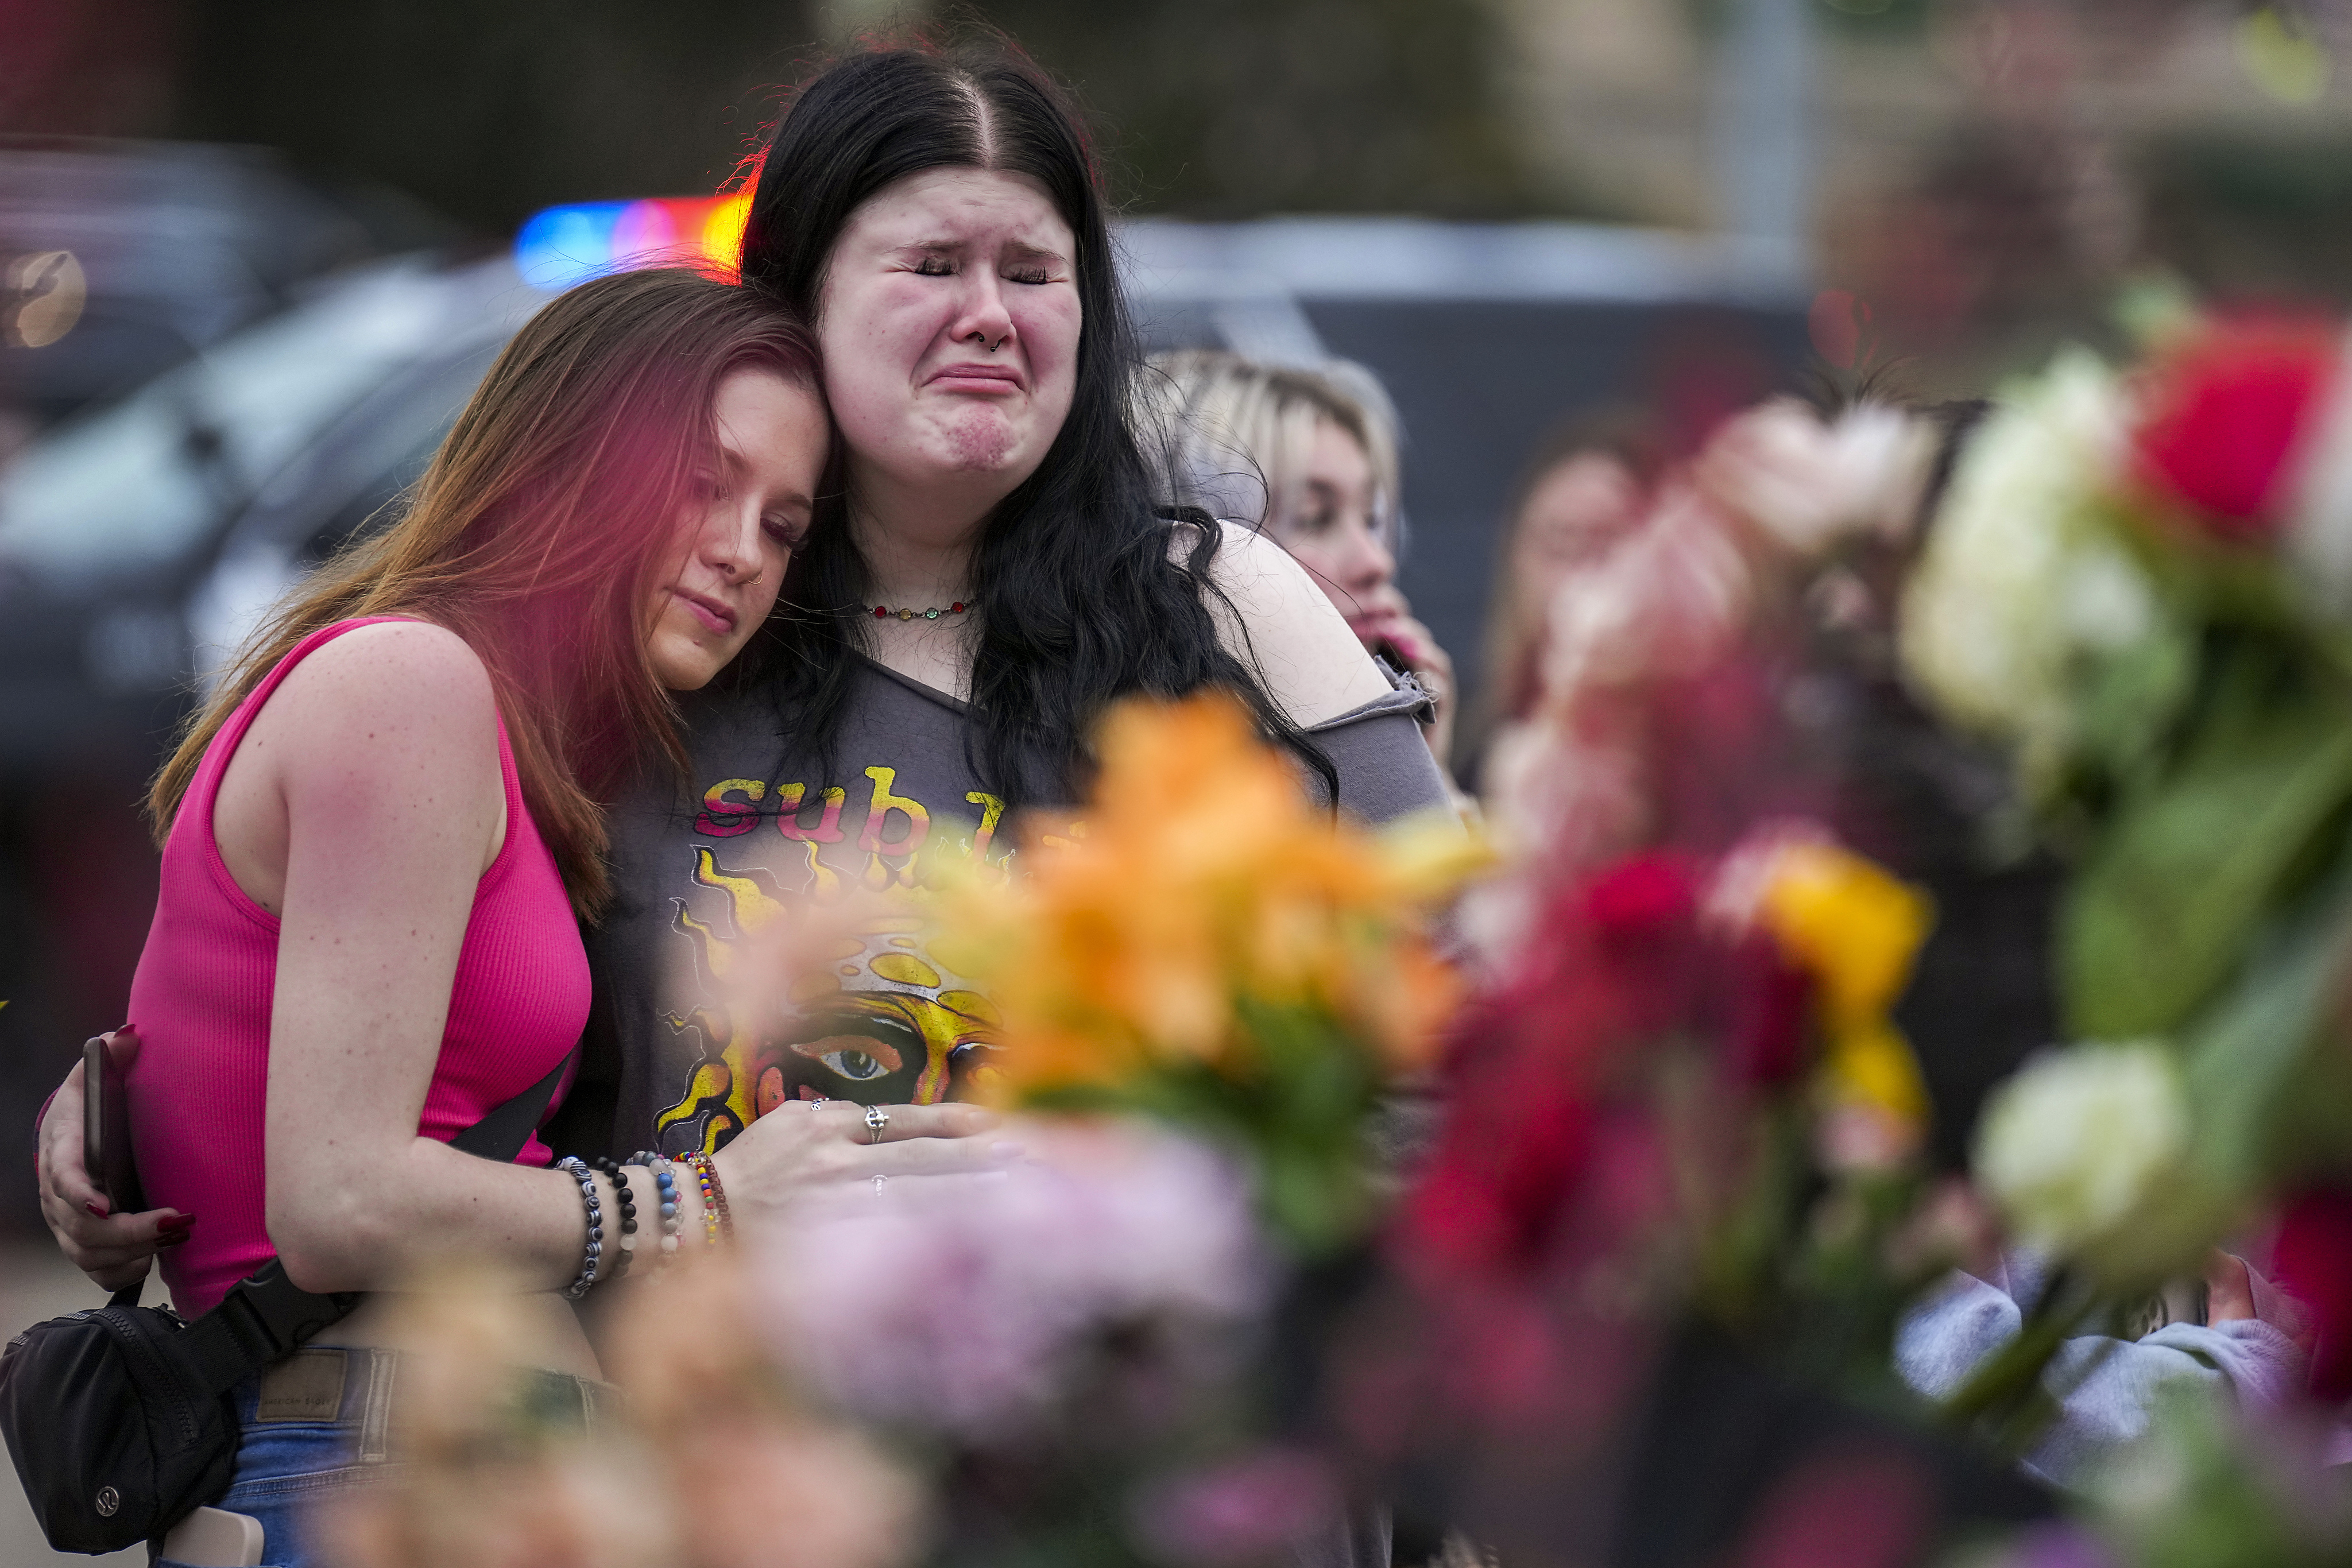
[126, 617, 591, 1315]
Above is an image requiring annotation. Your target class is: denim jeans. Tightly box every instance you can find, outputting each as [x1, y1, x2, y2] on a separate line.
[156, 1346, 614, 1568]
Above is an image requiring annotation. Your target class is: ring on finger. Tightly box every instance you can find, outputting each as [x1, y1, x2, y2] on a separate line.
[864, 1105, 890, 1145]
[872, 1174, 888, 1197]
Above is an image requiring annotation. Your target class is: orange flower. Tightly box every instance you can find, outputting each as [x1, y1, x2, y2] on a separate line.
[936, 694, 1482, 1099]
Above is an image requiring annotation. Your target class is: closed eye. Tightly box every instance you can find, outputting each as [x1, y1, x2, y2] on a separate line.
[912, 256, 955, 277]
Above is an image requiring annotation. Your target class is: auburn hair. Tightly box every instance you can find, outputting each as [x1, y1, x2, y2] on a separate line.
[149, 266, 822, 918]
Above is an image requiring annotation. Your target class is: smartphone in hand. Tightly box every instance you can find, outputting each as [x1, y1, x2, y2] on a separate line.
[82, 1034, 147, 1216]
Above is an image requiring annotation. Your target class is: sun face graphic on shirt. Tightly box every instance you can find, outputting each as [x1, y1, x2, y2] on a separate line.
[653, 845, 1007, 1154]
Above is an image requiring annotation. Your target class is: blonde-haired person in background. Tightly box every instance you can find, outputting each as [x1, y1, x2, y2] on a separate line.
[1454, 406, 1656, 794]
[1149, 349, 1466, 804]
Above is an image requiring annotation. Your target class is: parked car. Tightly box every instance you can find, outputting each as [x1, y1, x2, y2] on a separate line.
[0, 137, 434, 427]
[0, 251, 543, 768]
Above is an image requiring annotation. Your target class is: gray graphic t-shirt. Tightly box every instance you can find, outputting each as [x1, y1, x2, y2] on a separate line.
[567, 656, 1447, 1160]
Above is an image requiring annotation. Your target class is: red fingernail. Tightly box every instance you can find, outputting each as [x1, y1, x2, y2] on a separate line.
[157, 1214, 196, 1234]
[85, 1202, 109, 1218]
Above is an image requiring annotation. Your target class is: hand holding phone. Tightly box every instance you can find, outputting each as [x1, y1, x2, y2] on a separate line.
[83, 1032, 148, 1217]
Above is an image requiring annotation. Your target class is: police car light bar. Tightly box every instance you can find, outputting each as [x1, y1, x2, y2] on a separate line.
[513, 193, 752, 292]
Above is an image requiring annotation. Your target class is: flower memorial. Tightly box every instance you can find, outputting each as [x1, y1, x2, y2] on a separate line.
[929, 692, 1481, 1257]
[1900, 307, 2352, 1382]
[1887, 303, 2352, 1563]
[257, 364, 2352, 1568]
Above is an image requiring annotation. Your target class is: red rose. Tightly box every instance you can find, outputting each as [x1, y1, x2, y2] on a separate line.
[2132, 315, 2342, 543]
[2272, 1185, 2352, 1401]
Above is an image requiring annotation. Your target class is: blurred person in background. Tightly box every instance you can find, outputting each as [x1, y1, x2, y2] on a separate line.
[32, 268, 861, 1567]
[1456, 408, 1656, 793]
[1150, 349, 1465, 800]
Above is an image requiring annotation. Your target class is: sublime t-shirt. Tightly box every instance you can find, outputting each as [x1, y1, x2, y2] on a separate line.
[571, 655, 1449, 1160]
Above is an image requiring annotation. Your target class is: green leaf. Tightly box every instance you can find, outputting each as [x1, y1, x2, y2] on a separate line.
[2062, 671, 2352, 1037]
[2179, 870, 2352, 1196]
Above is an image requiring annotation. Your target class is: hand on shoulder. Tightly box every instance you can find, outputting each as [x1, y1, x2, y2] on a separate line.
[1192, 520, 1394, 726]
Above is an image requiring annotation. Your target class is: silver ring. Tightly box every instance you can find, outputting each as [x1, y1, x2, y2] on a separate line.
[806, 1094, 830, 1108]
[872, 1174, 888, 1196]
[864, 1105, 890, 1144]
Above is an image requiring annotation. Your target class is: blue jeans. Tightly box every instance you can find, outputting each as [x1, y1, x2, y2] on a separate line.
[156, 1346, 614, 1568]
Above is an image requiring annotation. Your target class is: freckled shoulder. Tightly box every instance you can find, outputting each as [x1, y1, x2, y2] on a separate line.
[1180, 519, 1392, 726]
[257, 620, 502, 771]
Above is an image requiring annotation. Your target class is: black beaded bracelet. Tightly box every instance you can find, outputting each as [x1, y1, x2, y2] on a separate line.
[554, 1156, 603, 1300]
[589, 1156, 639, 1281]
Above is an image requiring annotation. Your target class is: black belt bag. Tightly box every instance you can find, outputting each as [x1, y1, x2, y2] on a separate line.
[0, 1048, 572, 1555]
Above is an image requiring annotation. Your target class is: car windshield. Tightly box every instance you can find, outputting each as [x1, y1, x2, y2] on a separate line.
[0, 257, 459, 586]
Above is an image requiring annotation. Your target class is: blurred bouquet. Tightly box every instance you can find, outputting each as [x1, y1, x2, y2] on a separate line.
[1325, 398, 2078, 1563]
[931, 692, 1481, 1257]
[731, 694, 1477, 1568]
[317, 1263, 928, 1568]
[1898, 308, 2352, 1383]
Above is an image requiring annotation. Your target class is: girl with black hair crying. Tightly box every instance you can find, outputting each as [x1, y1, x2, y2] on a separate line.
[565, 38, 1455, 1165]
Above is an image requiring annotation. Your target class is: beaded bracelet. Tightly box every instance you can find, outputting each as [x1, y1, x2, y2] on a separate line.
[552, 1156, 603, 1299]
[681, 1152, 730, 1245]
[589, 1156, 637, 1281]
[632, 1151, 684, 1264]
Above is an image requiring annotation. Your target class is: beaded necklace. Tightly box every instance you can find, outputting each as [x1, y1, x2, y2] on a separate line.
[864, 600, 970, 622]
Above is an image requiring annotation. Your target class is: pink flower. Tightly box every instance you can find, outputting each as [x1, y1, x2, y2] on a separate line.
[1128, 1448, 1341, 1567]
[747, 1119, 1267, 1439]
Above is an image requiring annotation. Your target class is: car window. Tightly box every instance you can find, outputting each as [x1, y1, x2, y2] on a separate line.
[184, 340, 506, 687]
[0, 257, 461, 585]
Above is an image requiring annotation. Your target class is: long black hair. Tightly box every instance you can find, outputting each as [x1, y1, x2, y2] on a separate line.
[737, 39, 1333, 807]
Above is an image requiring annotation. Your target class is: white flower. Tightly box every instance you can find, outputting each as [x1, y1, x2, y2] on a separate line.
[1974, 1040, 2189, 1259]
[1899, 349, 2164, 795]
[1696, 398, 1938, 556]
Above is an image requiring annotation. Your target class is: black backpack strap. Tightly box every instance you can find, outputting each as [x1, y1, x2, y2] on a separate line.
[175, 1041, 583, 1397]
[447, 1044, 577, 1163]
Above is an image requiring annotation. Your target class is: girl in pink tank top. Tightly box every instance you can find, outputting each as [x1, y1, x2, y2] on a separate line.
[32, 268, 828, 1568]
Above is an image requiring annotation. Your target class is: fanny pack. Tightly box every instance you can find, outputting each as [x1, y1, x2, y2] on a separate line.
[0, 1048, 574, 1555]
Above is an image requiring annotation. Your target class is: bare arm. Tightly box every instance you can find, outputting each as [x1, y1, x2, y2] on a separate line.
[254, 622, 595, 1292]
[257, 625, 1013, 1289]
[1196, 521, 1394, 726]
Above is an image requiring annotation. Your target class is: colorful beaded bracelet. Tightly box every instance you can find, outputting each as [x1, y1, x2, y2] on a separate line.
[681, 1152, 730, 1245]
